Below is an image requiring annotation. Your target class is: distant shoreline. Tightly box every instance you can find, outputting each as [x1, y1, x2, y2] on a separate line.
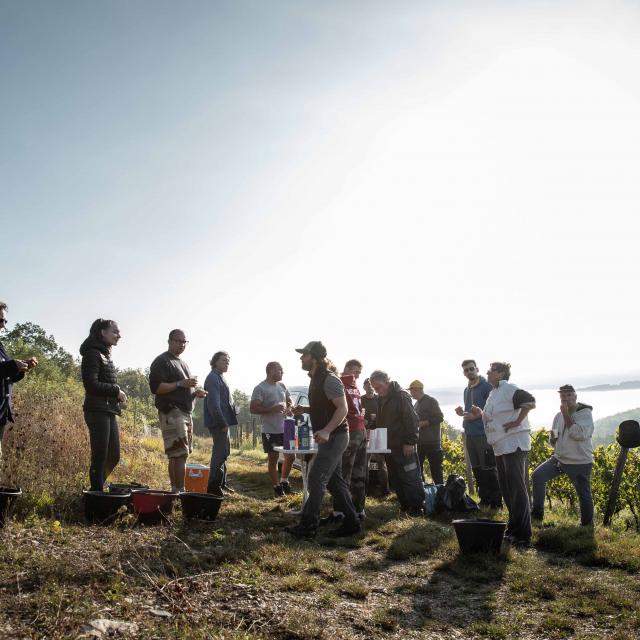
[577, 381, 640, 392]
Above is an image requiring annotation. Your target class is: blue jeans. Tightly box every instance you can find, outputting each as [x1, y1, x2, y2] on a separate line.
[207, 425, 230, 493]
[531, 456, 593, 525]
[385, 450, 426, 512]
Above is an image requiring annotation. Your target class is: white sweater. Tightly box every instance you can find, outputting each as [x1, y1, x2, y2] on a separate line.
[551, 405, 594, 465]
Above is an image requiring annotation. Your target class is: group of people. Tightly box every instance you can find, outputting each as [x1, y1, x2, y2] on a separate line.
[0, 304, 596, 547]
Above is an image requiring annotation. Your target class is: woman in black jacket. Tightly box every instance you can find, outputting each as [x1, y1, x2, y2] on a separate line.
[80, 319, 127, 491]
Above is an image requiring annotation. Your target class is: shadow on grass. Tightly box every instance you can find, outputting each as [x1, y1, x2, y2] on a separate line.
[535, 523, 640, 572]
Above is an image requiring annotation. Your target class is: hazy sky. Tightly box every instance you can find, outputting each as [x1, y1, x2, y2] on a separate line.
[2, 0, 640, 394]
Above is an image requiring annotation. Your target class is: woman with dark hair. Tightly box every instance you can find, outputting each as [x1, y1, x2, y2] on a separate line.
[80, 319, 127, 491]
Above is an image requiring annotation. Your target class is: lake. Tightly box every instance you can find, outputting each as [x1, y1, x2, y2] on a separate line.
[437, 387, 640, 431]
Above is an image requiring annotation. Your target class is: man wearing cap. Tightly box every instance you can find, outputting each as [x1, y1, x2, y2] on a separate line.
[455, 360, 502, 509]
[531, 385, 594, 526]
[408, 380, 445, 485]
[285, 341, 361, 538]
[369, 370, 425, 515]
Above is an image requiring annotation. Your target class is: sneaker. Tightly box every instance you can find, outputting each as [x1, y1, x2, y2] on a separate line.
[319, 512, 344, 526]
[284, 523, 317, 539]
[273, 484, 285, 498]
[327, 522, 362, 537]
[280, 481, 295, 495]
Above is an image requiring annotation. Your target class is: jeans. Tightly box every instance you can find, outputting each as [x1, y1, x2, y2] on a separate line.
[207, 425, 230, 493]
[531, 457, 593, 525]
[466, 433, 502, 507]
[496, 449, 531, 541]
[301, 430, 358, 529]
[417, 443, 444, 485]
[385, 450, 426, 512]
[332, 430, 368, 513]
[85, 411, 120, 491]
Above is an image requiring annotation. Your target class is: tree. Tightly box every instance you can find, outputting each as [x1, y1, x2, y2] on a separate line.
[232, 389, 250, 418]
[3, 322, 76, 380]
[117, 367, 154, 401]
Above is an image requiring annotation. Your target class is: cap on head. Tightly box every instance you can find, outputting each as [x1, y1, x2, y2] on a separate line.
[295, 341, 327, 360]
[408, 379, 424, 390]
[558, 384, 576, 393]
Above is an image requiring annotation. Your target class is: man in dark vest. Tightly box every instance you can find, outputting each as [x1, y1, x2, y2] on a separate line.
[285, 341, 361, 539]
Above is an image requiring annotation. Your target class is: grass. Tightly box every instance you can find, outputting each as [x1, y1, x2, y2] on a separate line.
[2, 430, 640, 639]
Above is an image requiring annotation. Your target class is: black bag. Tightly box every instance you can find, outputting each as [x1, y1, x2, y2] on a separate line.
[435, 474, 479, 513]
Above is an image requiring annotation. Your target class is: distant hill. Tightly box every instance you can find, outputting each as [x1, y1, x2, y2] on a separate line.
[579, 380, 640, 392]
[593, 407, 640, 446]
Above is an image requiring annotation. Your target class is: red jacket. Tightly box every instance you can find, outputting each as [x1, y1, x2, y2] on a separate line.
[340, 374, 365, 433]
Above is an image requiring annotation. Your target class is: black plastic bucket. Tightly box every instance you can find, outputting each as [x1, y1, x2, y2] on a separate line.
[84, 490, 131, 524]
[453, 518, 507, 554]
[0, 486, 22, 526]
[108, 482, 149, 506]
[132, 490, 176, 525]
[180, 491, 224, 521]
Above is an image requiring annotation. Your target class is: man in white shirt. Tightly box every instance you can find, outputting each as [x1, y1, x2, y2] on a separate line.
[531, 385, 594, 526]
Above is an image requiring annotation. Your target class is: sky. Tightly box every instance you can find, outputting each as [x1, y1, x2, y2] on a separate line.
[2, 0, 640, 396]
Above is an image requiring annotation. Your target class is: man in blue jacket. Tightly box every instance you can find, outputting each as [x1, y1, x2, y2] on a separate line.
[204, 351, 238, 496]
[455, 359, 502, 508]
[0, 302, 38, 463]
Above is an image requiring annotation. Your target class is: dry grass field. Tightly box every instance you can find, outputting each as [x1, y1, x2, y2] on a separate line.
[1, 431, 640, 640]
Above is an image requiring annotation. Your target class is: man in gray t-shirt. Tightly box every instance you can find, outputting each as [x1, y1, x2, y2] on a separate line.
[250, 362, 295, 497]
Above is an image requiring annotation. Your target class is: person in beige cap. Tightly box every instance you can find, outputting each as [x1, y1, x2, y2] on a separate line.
[408, 380, 444, 485]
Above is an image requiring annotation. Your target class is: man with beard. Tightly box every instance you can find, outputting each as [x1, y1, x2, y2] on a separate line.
[285, 341, 361, 539]
[455, 360, 502, 508]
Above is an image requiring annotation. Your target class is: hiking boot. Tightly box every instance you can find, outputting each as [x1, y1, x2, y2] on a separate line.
[284, 523, 317, 539]
[273, 484, 285, 498]
[327, 521, 362, 537]
[280, 481, 295, 495]
[319, 512, 344, 526]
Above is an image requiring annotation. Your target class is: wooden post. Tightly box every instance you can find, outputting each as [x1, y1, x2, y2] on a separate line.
[462, 432, 475, 495]
[603, 446, 629, 526]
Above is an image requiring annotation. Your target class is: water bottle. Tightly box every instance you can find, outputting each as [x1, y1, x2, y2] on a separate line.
[283, 418, 296, 449]
[299, 424, 310, 450]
